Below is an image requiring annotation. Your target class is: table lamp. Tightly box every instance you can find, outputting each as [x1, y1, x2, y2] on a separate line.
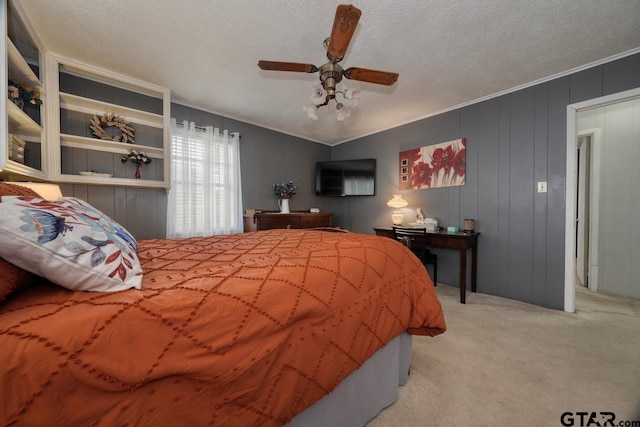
[386, 194, 408, 225]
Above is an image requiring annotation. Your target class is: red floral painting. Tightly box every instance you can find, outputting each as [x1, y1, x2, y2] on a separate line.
[399, 138, 466, 190]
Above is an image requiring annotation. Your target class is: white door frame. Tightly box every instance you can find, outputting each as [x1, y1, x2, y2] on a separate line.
[564, 87, 640, 312]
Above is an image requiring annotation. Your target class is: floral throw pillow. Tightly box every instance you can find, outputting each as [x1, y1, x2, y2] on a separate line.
[0, 196, 142, 292]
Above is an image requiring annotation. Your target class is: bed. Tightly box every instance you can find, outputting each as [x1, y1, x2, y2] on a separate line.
[0, 184, 446, 426]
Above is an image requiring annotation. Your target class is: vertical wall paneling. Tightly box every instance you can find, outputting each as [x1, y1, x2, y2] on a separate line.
[113, 187, 128, 228]
[477, 99, 500, 296]
[125, 188, 157, 241]
[546, 77, 571, 310]
[508, 87, 536, 302]
[602, 54, 640, 95]
[71, 147, 87, 174]
[432, 111, 461, 285]
[87, 185, 116, 219]
[570, 66, 603, 104]
[532, 84, 549, 306]
[459, 105, 479, 288]
[459, 105, 479, 226]
[497, 96, 511, 297]
[72, 184, 89, 202]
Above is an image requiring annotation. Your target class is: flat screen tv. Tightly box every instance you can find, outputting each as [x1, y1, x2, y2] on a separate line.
[315, 158, 376, 197]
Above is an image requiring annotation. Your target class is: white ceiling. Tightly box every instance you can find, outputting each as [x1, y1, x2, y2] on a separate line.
[19, 0, 640, 146]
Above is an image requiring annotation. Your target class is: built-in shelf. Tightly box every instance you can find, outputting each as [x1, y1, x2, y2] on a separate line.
[2, 159, 47, 179]
[7, 37, 41, 90]
[60, 134, 164, 159]
[59, 93, 163, 128]
[53, 173, 166, 189]
[6, 98, 42, 139]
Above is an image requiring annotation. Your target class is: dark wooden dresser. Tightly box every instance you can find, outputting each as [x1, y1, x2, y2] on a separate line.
[243, 211, 333, 232]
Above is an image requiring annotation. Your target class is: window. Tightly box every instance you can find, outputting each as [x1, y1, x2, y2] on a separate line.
[167, 120, 242, 238]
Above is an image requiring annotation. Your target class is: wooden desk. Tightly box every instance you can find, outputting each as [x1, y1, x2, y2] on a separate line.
[374, 227, 480, 304]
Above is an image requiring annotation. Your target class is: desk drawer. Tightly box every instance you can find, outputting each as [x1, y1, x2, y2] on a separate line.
[446, 239, 468, 249]
[426, 236, 448, 247]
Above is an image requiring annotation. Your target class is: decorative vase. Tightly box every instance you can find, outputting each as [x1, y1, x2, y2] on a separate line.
[135, 164, 141, 179]
[278, 198, 290, 214]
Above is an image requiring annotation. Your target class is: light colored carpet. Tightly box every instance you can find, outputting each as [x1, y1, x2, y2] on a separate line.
[367, 284, 640, 426]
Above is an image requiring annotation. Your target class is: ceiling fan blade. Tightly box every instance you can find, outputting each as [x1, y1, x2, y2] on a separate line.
[343, 67, 399, 86]
[258, 60, 318, 73]
[327, 4, 362, 61]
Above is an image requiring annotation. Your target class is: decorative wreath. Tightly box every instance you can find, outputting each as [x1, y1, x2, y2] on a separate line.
[90, 113, 135, 144]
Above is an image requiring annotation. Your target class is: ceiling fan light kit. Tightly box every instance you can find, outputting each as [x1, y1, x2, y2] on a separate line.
[258, 4, 398, 121]
[305, 85, 360, 121]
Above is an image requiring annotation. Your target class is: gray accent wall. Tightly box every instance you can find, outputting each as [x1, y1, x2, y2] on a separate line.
[56, 52, 640, 310]
[58, 184, 167, 241]
[331, 52, 640, 310]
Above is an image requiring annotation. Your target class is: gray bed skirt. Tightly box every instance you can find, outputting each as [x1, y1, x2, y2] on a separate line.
[287, 332, 412, 427]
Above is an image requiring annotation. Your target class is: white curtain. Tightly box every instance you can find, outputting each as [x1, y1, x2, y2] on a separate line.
[167, 119, 242, 238]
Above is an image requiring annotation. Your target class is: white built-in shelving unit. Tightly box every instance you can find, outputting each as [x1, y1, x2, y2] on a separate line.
[2, 0, 46, 180]
[2, 0, 171, 189]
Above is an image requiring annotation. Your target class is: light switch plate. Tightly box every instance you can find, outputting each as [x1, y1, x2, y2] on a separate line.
[537, 181, 547, 193]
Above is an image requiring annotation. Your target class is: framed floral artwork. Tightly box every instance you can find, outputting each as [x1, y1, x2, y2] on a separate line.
[399, 138, 466, 190]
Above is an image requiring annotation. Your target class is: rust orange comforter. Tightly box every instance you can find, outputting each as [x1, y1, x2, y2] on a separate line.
[0, 229, 445, 426]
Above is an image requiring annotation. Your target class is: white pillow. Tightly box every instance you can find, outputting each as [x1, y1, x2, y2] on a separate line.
[0, 196, 142, 292]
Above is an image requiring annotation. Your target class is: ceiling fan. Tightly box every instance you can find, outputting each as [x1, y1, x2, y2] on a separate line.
[257, 4, 399, 120]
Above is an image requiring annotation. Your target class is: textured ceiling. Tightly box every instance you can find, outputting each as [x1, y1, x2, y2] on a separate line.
[19, 0, 640, 145]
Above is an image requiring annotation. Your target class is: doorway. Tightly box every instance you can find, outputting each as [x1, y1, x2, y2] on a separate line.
[575, 134, 591, 289]
[574, 129, 601, 294]
[564, 87, 640, 313]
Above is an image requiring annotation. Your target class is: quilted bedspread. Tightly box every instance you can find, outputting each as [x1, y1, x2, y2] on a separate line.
[0, 229, 446, 426]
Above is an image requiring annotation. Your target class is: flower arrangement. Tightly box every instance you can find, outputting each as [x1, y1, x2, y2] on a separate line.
[120, 149, 152, 166]
[273, 181, 296, 199]
[8, 79, 42, 106]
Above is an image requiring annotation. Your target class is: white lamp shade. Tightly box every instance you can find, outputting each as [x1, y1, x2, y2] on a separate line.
[310, 85, 327, 104]
[386, 194, 408, 209]
[304, 105, 318, 120]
